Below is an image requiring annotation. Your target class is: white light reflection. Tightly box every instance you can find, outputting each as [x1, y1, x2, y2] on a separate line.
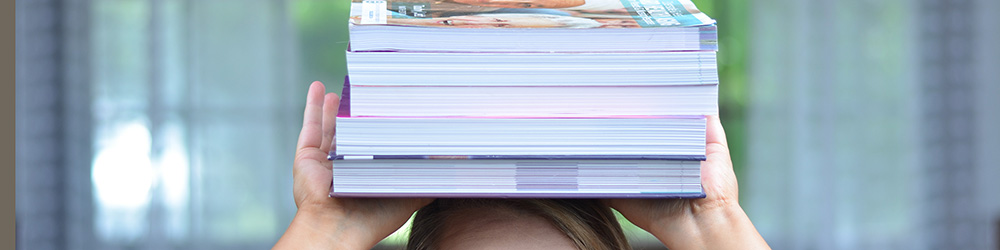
[92, 121, 154, 242]
[158, 123, 190, 240]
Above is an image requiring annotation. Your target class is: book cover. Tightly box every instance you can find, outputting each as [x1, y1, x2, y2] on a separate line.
[346, 0, 717, 52]
[349, 0, 715, 29]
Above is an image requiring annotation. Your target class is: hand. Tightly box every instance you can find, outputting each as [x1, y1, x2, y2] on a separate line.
[604, 115, 769, 249]
[275, 81, 434, 250]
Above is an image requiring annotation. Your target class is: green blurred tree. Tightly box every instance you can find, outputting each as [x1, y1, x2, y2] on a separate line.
[293, 0, 351, 96]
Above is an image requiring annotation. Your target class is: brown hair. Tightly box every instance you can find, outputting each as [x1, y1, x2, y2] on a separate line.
[406, 199, 631, 250]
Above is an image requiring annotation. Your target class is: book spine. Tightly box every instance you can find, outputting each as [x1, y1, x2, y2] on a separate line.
[328, 76, 352, 160]
[330, 191, 707, 199]
[337, 75, 351, 118]
[700, 25, 718, 51]
[331, 155, 707, 161]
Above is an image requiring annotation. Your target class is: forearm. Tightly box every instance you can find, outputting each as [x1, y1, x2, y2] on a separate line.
[274, 210, 380, 250]
[649, 204, 769, 250]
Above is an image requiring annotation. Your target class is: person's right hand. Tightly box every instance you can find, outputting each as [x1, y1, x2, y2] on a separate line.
[604, 115, 769, 249]
[275, 81, 434, 250]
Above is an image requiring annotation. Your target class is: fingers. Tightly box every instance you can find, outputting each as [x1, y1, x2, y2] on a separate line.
[704, 114, 732, 167]
[705, 115, 728, 148]
[320, 92, 341, 153]
[296, 81, 326, 151]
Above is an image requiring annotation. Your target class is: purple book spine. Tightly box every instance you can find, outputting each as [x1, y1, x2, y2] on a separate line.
[337, 75, 351, 118]
[328, 76, 352, 160]
[331, 155, 707, 161]
[330, 192, 707, 199]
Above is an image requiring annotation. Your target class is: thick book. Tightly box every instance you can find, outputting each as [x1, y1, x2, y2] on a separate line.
[344, 51, 719, 116]
[334, 78, 708, 160]
[347, 0, 717, 52]
[334, 116, 708, 159]
[331, 159, 704, 198]
[331, 76, 709, 197]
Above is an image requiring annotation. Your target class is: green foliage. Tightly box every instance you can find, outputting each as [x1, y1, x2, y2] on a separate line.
[293, 0, 351, 96]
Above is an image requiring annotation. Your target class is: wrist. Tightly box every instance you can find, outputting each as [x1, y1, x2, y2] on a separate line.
[649, 203, 766, 250]
[278, 208, 382, 250]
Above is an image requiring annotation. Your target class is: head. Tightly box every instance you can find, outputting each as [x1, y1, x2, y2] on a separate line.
[407, 199, 631, 250]
[451, 0, 585, 8]
[391, 13, 601, 28]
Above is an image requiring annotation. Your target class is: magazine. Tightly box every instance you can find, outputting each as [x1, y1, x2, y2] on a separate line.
[350, 0, 715, 29]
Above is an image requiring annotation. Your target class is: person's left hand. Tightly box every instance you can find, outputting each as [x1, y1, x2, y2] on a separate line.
[603, 115, 768, 250]
[276, 81, 433, 250]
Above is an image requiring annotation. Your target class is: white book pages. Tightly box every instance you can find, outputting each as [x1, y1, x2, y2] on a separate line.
[332, 159, 703, 198]
[347, 51, 718, 86]
[336, 117, 707, 157]
[348, 85, 718, 117]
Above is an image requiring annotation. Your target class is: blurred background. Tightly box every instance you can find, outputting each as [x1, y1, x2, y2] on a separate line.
[14, 0, 1000, 249]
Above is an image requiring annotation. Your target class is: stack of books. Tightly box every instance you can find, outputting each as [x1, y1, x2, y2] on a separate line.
[331, 0, 718, 198]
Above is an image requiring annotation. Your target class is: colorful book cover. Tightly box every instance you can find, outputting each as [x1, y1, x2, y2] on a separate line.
[349, 0, 715, 29]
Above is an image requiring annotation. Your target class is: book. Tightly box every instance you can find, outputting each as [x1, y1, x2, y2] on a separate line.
[331, 0, 718, 198]
[347, 0, 717, 52]
[344, 51, 718, 117]
[334, 116, 707, 159]
[332, 159, 703, 198]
